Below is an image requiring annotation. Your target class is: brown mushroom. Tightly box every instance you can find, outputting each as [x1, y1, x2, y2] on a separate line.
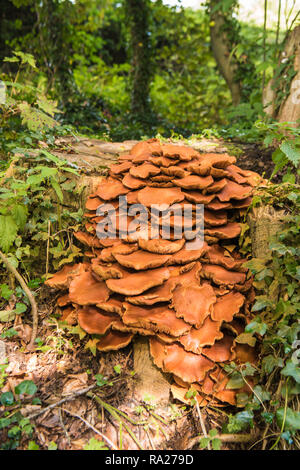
[174, 175, 214, 190]
[45, 263, 88, 289]
[179, 317, 223, 353]
[138, 237, 185, 254]
[106, 267, 170, 295]
[78, 306, 118, 335]
[137, 186, 185, 207]
[96, 331, 134, 352]
[95, 178, 129, 200]
[123, 303, 191, 336]
[114, 250, 171, 270]
[211, 291, 245, 322]
[172, 283, 216, 328]
[201, 264, 246, 285]
[69, 271, 110, 305]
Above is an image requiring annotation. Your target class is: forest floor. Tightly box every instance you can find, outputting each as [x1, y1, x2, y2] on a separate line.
[0, 136, 272, 451]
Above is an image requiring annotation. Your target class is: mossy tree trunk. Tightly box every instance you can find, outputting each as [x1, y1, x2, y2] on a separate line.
[208, 0, 241, 106]
[126, 0, 152, 120]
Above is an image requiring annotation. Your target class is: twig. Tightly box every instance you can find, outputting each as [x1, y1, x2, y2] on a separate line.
[0, 249, 38, 349]
[61, 407, 118, 450]
[195, 400, 211, 450]
[26, 384, 97, 420]
[187, 433, 257, 449]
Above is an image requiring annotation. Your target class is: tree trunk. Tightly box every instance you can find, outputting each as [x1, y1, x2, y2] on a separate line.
[264, 25, 300, 124]
[208, 0, 241, 106]
[127, 0, 152, 119]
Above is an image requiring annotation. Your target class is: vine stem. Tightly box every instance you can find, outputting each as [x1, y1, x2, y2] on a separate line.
[0, 250, 38, 349]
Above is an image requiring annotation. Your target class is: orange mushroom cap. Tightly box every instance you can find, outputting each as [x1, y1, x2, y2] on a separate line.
[69, 271, 110, 305]
[172, 283, 216, 328]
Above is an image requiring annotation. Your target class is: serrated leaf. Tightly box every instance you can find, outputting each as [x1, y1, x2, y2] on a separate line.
[12, 204, 28, 231]
[0, 215, 17, 252]
[280, 141, 300, 167]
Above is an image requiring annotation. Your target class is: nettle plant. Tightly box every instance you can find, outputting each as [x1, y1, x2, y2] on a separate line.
[0, 52, 84, 314]
[255, 120, 300, 183]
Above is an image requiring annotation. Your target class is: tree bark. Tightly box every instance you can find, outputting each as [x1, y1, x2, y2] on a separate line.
[208, 0, 241, 106]
[264, 25, 300, 124]
[127, 0, 152, 119]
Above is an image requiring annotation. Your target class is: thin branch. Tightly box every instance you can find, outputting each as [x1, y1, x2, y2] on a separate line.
[61, 407, 118, 450]
[0, 250, 38, 349]
[187, 432, 258, 449]
[26, 384, 97, 420]
[195, 400, 211, 450]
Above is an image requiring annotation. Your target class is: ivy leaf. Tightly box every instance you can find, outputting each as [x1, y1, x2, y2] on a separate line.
[262, 355, 284, 374]
[276, 408, 300, 432]
[281, 360, 300, 384]
[15, 380, 37, 396]
[251, 297, 271, 312]
[235, 333, 256, 347]
[0, 392, 14, 406]
[226, 372, 244, 390]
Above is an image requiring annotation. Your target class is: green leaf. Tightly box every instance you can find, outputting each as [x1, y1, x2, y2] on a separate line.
[50, 178, 63, 203]
[227, 411, 254, 433]
[27, 441, 40, 450]
[262, 355, 284, 374]
[199, 437, 210, 449]
[280, 141, 300, 167]
[15, 303, 27, 314]
[114, 364, 121, 374]
[0, 284, 13, 300]
[0, 310, 16, 322]
[12, 205, 28, 231]
[0, 215, 18, 252]
[281, 360, 300, 384]
[212, 438, 221, 450]
[48, 441, 58, 450]
[15, 380, 37, 396]
[226, 372, 244, 390]
[0, 392, 14, 406]
[235, 333, 256, 347]
[276, 407, 300, 432]
[83, 437, 108, 450]
[251, 297, 270, 312]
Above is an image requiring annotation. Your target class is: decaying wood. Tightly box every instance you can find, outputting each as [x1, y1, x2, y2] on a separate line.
[247, 205, 286, 258]
[264, 25, 300, 123]
[133, 336, 171, 405]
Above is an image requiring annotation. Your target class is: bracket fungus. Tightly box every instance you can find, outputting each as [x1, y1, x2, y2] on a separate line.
[46, 140, 262, 407]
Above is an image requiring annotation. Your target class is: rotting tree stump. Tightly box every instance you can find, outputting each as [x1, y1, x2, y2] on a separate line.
[46, 136, 282, 449]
